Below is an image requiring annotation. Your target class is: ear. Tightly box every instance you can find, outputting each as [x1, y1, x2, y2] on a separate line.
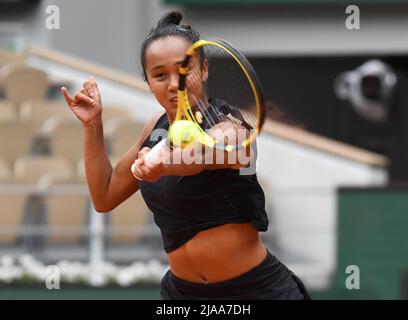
[201, 59, 209, 82]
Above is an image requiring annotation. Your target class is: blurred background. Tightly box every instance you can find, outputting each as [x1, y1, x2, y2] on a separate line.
[0, 0, 407, 299]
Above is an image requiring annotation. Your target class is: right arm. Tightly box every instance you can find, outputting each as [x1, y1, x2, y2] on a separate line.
[61, 77, 163, 212]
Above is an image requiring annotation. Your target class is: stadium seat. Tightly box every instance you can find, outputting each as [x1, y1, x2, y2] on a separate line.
[2, 63, 48, 109]
[38, 175, 90, 245]
[102, 105, 132, 124]
[13, 155, 74, 184]
[40, 116, 84, 168]
[0, 50, 25, 68]
[0, 121, 32, 167]
[0, 158, 27, 246]
[20, 100, 73, 135]
[104, 118, 144, 157]
[0, 156, 11, 182]
[0, 101, 18, 123]
[0, 190, 27, 245]
[108, 192, 148, 244]
[0, 158, 25, 245]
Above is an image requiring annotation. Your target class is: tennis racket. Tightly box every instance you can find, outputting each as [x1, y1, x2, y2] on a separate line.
[140, 38, 266, 172]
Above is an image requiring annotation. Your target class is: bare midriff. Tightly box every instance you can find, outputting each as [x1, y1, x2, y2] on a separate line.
[167, 222, 268, 284]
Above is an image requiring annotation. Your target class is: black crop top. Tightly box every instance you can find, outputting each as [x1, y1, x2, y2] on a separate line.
[138, 101, 269, 253]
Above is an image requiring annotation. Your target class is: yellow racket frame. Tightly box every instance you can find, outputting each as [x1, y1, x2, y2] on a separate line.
[174, 39, 265, 151]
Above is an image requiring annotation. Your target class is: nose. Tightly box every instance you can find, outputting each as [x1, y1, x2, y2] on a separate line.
[168, 73, 178, 92]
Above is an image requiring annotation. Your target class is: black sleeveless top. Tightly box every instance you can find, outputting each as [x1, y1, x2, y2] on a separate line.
[138, 102, 269, 253]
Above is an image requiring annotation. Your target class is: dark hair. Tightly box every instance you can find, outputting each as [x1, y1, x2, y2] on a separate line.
[141, 11, 200, 81]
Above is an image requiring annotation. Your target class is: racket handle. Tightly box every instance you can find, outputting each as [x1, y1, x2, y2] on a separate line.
[144, 139, 169, 167]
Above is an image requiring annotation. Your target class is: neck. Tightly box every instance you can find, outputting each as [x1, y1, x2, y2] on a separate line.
[166, 111, 176, 124]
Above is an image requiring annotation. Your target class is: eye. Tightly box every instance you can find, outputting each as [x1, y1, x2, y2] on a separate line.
[154, 72, 166, 80]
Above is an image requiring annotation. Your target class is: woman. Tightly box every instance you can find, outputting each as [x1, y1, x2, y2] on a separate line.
[61, 11, 310, 300]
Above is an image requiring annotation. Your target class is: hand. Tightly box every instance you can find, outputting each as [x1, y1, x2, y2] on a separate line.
[131, 143, 208, 181]
[61, 76, 102, 126]
[131, 147, 166, 182]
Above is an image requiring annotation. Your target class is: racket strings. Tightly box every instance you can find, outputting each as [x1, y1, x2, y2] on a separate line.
[209, 53, 257, 136]
[183, 42, 261, 149]
[204, 46, 258, 130]
[191, 95, 235, 147]
[191, 95, 217, 127]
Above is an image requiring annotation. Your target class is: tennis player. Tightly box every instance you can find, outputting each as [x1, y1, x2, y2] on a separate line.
[61, 11, 310, 300]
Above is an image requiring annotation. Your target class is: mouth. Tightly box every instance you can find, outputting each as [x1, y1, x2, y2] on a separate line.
[169, 97, 178, 104]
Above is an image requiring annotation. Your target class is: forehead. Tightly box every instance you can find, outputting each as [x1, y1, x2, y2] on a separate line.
[145, 37, 191, 69]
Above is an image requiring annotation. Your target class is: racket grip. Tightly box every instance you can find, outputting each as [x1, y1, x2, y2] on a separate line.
[144, 139, 169, 167]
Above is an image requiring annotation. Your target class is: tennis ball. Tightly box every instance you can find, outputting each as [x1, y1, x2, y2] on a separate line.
[169, 120, 201, 148]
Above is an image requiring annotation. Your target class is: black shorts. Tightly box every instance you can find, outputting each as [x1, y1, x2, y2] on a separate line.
[160, 250, 312, 300]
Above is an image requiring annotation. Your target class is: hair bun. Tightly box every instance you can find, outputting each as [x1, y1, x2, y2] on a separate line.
[157, 11, 182, 28]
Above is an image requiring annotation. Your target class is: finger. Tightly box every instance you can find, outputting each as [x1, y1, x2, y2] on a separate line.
[85, 76, 100, 99]
[132, 160, 153, 180]
[137, 147, 151, 159]
[82, 79, 91, 96]
[131, 160, 145, 179]
[136, 156, 144, 166]
[138, 163, 152, 177]
[80, 87, 89, 96]
[61, 87, 75, 106]
[74, 91, 95, 106]
[131, 163, 142, 180]
[140, 147, 151, 153]
[134, 157, 153, 175]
